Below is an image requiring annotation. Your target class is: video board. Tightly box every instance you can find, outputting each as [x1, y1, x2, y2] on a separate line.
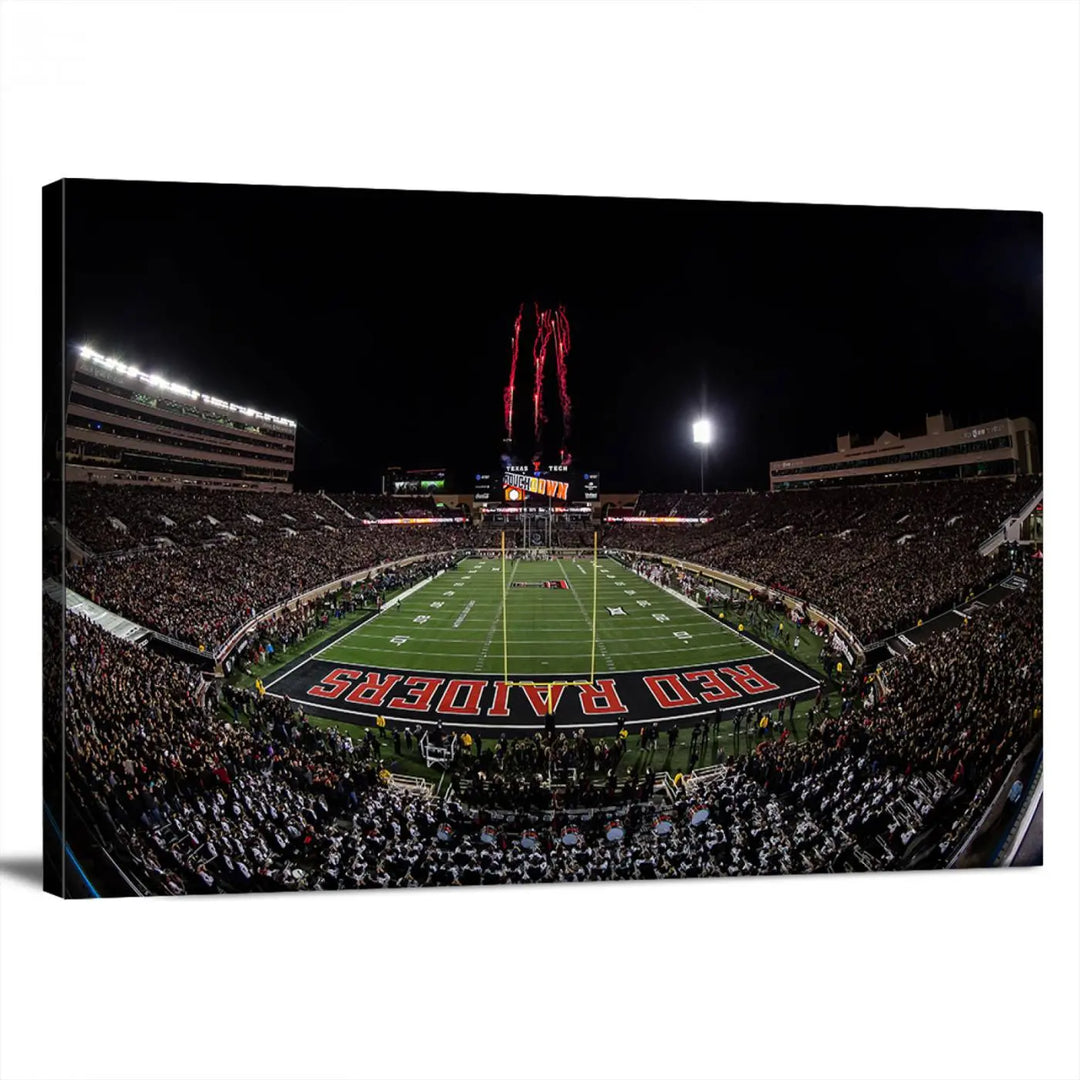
[475, 464, 599, 505]
[385, 467, 446, 494]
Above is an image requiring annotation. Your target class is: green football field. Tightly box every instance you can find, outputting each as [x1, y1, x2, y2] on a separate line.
[316, 555, 767, 678]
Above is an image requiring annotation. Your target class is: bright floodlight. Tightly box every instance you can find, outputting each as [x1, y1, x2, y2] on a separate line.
[692, 419, 712, 445]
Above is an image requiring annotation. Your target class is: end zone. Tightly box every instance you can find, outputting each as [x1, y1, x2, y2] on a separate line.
[267, 651, 820, 734]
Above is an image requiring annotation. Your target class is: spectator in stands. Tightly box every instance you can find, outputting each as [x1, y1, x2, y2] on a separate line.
[51, 554, 1040, 893]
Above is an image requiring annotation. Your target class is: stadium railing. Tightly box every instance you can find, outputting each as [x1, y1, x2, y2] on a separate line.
[419, 732, 457, 769]
[978, 484, 1043, 556]
[318, 491, 356, 520]
[682, 764, 725, 796]
[386, 773, 436, 798]
[655, 772, 679, 803]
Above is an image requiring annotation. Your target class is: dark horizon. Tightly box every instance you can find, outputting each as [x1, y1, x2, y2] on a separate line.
[62, 180, 1043, 494]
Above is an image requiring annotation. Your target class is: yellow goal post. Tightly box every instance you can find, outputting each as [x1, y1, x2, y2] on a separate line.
[496, 679, 597, 713]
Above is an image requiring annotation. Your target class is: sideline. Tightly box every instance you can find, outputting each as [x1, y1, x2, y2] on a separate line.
[622, 557, 822, 689]
[262, 574, 439, 690]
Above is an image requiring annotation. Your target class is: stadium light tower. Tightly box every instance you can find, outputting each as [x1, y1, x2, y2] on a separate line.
[692, 418, 712, 494]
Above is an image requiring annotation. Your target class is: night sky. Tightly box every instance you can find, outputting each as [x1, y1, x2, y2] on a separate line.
[62, 180, 1042, 493]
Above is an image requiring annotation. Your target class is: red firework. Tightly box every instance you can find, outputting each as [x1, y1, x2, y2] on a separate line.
[503, 304, 523, 441]
[552, 305, 572, 462]
[503, 303, 573, 459]
[532, 303, 553, 445]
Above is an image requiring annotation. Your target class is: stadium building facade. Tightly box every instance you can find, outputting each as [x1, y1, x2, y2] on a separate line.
[64, 346, 296, 490]
[769, 412, 1038, 491]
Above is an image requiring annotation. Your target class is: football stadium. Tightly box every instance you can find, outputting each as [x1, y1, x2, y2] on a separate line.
[42, 184, 1044, 897]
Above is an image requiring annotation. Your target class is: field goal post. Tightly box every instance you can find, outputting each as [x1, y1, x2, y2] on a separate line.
[500, 530, 600, 690]
[498, 679, 597, 713]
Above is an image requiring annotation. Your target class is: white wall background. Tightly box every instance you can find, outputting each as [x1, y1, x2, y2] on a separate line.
[1, 3, 1077, 1078]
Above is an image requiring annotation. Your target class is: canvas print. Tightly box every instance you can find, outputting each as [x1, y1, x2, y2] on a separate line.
[42, 181, 1042, 897]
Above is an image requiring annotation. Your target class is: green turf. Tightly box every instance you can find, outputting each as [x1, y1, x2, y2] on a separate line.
[315, 556, 769, 678]
[225, 555, 841, 782]
[736, 601, 833, 677]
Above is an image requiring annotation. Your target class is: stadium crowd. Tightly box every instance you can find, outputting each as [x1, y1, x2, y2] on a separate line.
[52, 548, 1040, 891]
[67, 523, 484, 649]
[63, 482, 355, 552]
[225, 552, 460, 674]
[62, 482, 602, 651]
[61, 477, 1037, 654]
[450, 728, 649, 813]
[607, 477, 1039, 642]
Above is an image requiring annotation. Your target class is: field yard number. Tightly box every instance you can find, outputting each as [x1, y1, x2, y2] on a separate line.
[624, 589, 636, 595]
[674, 631, 692, 639]
[413, 614, 431, 624]
[653, 613, 670, 623]
[430, 601, 444, 608]
[390, 636, 410, 646]
[443, 590, 455, 596]
[636, 600, 651, 607]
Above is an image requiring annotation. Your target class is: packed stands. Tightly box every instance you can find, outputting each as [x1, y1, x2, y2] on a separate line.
[61, 477, 1038, 653]
[632, 492, 729, 517]
[52, 557, 1040, 891]
[67, 522, 483, 649]
[64, 484, 353, 553]
[607, 477, 1040, 642]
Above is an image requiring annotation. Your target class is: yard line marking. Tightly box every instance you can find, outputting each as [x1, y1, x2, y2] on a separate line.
[476, 557, 519, 672]
[557, 557, 616, 673]
[328, 626, 740, 641]
[452, 600, 476, 628]
[325, 643, 762, 663]
[335, 643, 754, 665]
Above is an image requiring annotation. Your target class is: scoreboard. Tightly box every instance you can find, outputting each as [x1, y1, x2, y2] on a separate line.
[503, 463, 597, 503]
[475, 464, 599, 505]
[503, 463, 571, 501]
[384, 459, 599, 506]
